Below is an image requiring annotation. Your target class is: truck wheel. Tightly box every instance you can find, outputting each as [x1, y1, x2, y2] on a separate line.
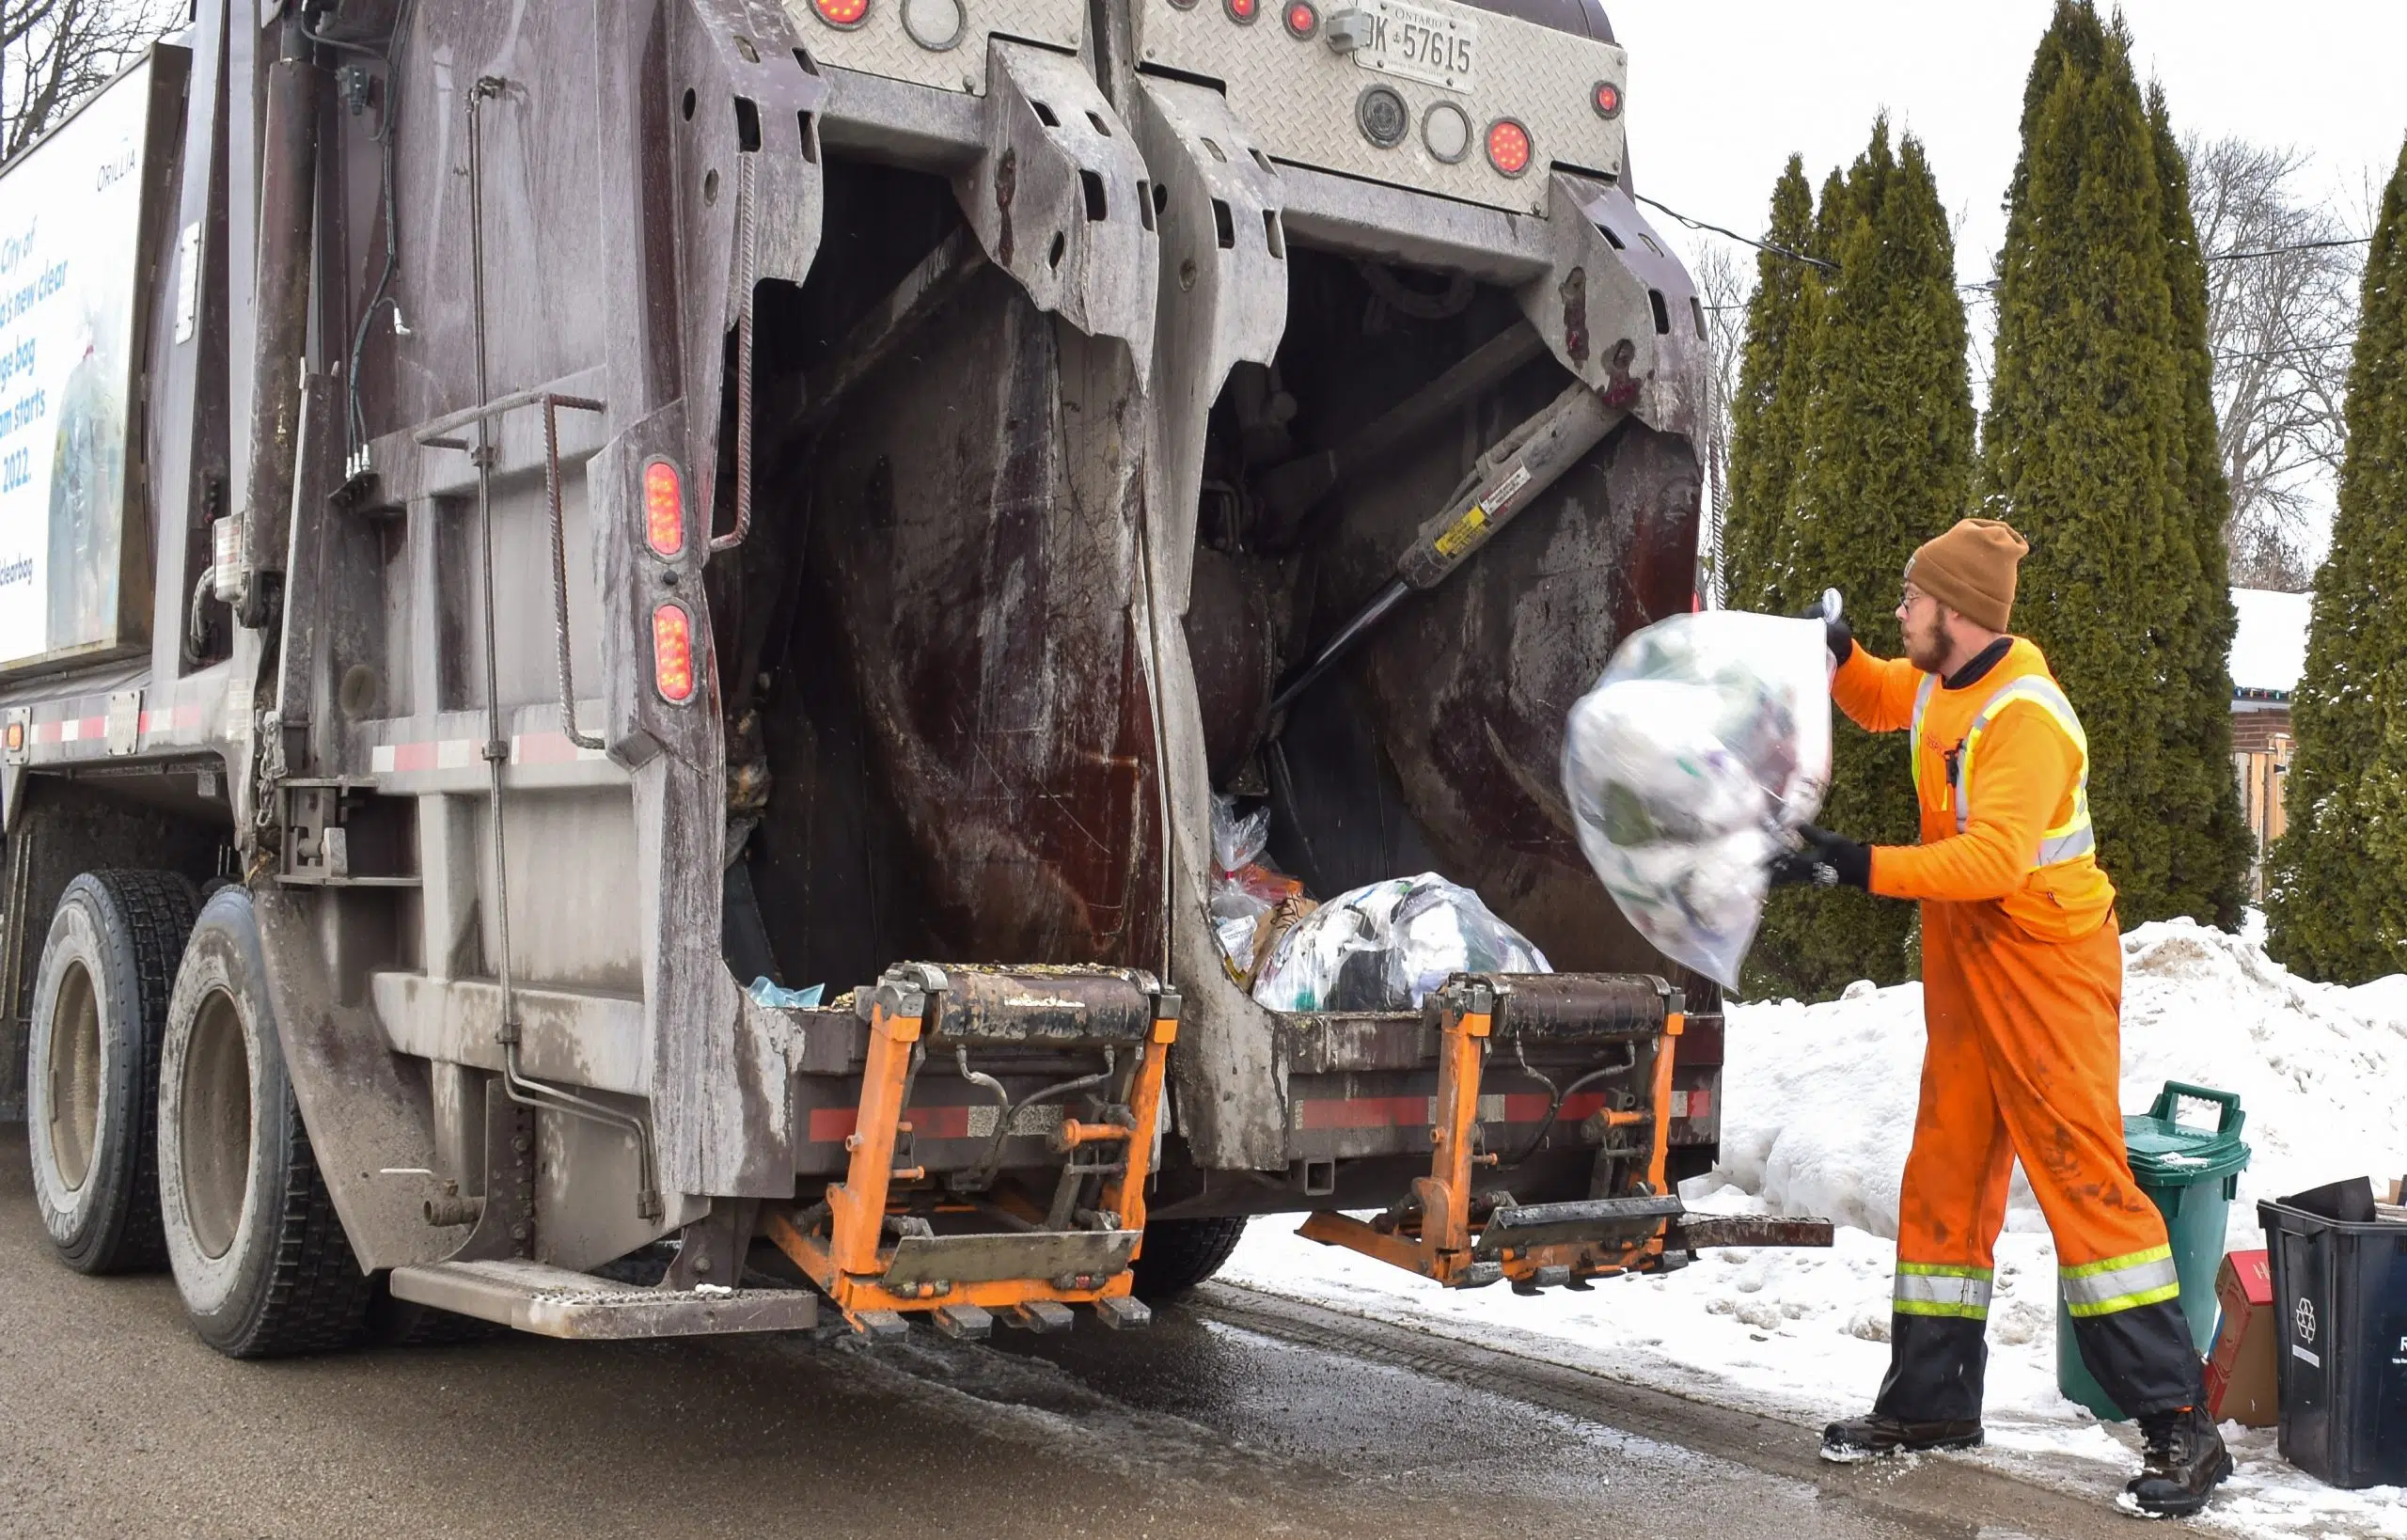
[157, 888, 373, 1358]
[1130, 1216, 1251, 1303]
[24, 871, 200, 1274]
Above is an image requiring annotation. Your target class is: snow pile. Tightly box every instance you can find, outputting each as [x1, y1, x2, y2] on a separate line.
[1221, 920, 2407, 1534]
[1720, 919, 2407, 1250]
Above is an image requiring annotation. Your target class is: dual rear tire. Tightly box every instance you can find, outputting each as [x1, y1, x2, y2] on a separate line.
[25, 877, 372, 1355]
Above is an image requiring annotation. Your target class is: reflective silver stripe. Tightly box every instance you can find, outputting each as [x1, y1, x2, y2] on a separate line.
[1894, 1267, 1993, 1315]
[2037, 824, 2096, 862]
[2060, 1248, 2180, 1317]
[1909, 673, 1938, 771]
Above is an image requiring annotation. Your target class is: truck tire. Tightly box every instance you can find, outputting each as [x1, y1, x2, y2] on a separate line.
[24, 871, 200, 1274]
[1130, 1216, 1251, 1303]
[157, 888, 373, 1358]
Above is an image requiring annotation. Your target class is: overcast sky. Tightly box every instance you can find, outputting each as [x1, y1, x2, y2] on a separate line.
[1613, 1, 2406, 287]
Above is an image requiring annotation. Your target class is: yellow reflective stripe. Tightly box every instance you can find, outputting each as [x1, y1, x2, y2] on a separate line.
[1895, 1263, 1993, 1317]
[1953, 678, 2096, 865]
[2061, 1245, 2179, 1317]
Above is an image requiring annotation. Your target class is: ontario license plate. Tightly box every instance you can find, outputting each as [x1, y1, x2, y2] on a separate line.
[1351, 0, 1477, 93]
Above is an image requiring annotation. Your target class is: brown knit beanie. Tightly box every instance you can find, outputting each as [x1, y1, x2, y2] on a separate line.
[1906, 518, 2028, 632]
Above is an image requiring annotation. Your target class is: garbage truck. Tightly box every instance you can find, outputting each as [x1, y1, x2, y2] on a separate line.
[2, 0, 1822, 1354]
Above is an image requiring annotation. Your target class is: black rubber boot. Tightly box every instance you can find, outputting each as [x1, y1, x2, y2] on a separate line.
[2122, 1405, 2232, 1518]
[1819, 1412, 1985, 1462]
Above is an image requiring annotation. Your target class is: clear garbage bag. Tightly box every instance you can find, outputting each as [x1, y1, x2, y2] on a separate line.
[1560, 610, 1831, 989]
[1251, 872, 1550, 1013]
[1210, 794, 1305, 980]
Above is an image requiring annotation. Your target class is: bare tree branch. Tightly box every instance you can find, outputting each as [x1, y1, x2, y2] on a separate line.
[2184, 132, 2364, 591]
[2, 0, 176, 163]
[1690, 241, 1747, 605]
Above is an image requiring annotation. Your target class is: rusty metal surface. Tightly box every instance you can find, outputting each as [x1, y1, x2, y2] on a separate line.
[1676, 1216, 1838, 1250]
[879, 1228, 1141, 1284]
[795, 261, 1164, 970]
[927, 966, 1160, 1044]
[1482, 971, 1667, 1038]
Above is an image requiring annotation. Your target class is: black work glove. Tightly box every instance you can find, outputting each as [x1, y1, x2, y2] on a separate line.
[1766, 824, 1871, 891]
[1801, 606, 1854, 666]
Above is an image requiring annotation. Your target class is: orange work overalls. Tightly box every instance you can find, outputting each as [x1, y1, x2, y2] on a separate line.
[1832, 637, 2203, 1421]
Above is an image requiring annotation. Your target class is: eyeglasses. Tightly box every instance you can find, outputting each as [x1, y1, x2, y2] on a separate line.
[1897, 586, 1934, 612]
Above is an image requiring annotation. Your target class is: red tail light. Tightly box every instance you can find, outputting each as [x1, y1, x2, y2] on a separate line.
[812, 0, 870, 27]
[1225, 0, 1259, 23]
[1592, 81, 1622, 118]
[653, 603, 698, 702]
[1283, 0, 1317, 37]
[1486, 118, 1532, 177]
[643, 458, 685, 558]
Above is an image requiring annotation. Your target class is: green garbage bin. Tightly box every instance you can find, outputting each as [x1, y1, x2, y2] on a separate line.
[2055, 1081, 2250, 1421]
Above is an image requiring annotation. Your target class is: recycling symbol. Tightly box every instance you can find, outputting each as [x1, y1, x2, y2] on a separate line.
[2295, 1296, 2317, 1344]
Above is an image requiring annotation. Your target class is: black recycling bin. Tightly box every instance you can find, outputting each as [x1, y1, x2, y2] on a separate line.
[2258, 1194, 2407, 1489]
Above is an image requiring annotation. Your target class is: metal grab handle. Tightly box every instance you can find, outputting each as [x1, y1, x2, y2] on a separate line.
[710, 152, 760, 553]
[541, 393, 608, 750]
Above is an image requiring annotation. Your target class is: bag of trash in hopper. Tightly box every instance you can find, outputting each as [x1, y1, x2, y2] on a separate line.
[1251, 872, 1550, 1013]
[1560, 610, 1830, 989]
[1210, 794, 1306, 979]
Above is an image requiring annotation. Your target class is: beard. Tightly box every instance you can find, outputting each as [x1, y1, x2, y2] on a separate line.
[1903, 622, 1949, 673]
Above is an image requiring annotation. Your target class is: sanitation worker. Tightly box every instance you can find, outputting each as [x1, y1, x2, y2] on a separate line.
[1769, 518, 2229, 1518]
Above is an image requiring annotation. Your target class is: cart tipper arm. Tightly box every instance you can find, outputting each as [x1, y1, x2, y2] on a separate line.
[1299, 974, 1831, 1292]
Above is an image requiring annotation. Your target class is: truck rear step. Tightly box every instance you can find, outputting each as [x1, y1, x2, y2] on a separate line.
[385, 1258, 819, 1339]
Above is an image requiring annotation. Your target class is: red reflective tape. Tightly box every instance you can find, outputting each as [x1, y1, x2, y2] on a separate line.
[34, 720, 61, 744]
[391, 741, 438, 772]
[1684, 1086, 1712, 1120]
[513, 731, 580, 766]
[806, 1104, 977, 1145]
[1298, 1094, 1426, 1130]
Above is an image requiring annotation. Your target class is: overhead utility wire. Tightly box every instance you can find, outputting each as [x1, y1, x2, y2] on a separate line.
[1630, 191, 1837, 274]
[1652, 193, 2369, 279]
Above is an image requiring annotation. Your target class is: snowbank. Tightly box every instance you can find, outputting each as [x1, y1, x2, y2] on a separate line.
[1220, 921, 2407, 1535]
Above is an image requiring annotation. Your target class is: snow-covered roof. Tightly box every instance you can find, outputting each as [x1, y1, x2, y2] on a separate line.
[2230, 588, 2311, 699]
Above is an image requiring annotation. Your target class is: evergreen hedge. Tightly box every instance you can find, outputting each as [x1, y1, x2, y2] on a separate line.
[2265, 137, 2407, 982]
[1748, 124, 1974, 998]
[1979, 0, 2244, 928]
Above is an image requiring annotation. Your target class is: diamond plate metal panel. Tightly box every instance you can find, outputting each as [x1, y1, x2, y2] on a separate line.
[1130, 0, 1626, 217]
[780, 0, 1084, 96]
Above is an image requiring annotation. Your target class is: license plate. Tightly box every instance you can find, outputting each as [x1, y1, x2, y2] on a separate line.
[1350, 0, 1477, 94]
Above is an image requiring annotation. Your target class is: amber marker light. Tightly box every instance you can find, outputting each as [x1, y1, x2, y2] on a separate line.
[1486, 118, 1532, 177]
[653, 604, 699, 702]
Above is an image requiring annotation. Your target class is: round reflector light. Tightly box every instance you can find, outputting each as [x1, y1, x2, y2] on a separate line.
[1283, 0, 1317, 37]
[1224, 0, 1260, 21]
[902, 0, 965, 47]
[642, 458, 684, 558]
[811, 0, 869, 28]
[1592, 80, 1622, 118]
[1356, 85, 1408, 149]
[1486, 118, 1532, 177]
[653, 604, 699, 703]
[1422, 102, 1471, 164]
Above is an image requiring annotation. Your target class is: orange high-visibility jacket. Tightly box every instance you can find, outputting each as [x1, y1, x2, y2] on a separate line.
[1832, 637, 2116, 941]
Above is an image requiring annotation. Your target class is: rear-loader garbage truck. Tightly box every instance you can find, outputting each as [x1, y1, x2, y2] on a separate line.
[2, 0, 1821, 1354]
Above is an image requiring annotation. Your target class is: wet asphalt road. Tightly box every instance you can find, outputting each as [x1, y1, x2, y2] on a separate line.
[0, 1125, 2133, 1540]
